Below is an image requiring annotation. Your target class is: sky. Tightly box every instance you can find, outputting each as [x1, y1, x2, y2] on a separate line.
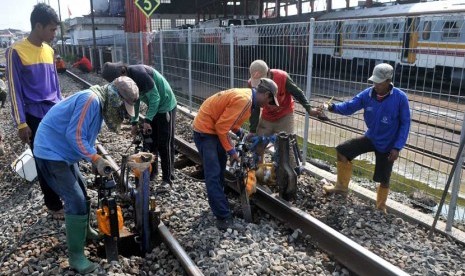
[0, 0, 91, 31]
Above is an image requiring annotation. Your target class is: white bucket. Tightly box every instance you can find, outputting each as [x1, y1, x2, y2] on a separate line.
[11, 148, 37, 182]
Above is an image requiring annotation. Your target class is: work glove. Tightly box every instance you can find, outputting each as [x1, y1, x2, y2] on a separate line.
[230, 152, 240, 165]
[92, 155, 113, 176]
[249, 136, 263, 151]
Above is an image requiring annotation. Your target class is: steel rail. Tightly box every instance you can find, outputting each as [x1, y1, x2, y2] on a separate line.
[64, 72, 204, 276]
[174, 132, 408, 276]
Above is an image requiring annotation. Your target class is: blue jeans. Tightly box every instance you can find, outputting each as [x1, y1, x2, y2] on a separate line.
[193, 131, 230, 220]
[35, 158, 88, 215]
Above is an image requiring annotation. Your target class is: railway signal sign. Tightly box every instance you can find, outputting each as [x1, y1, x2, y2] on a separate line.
[134, 0, 160, 18]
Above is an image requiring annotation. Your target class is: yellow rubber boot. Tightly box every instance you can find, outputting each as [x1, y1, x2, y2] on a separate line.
[323, 161, 352, 194]
[376, 186, 389, 214]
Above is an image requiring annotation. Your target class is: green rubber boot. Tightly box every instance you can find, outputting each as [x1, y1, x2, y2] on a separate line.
[65, 214, 98, 274]
[86, 200, 101, 241]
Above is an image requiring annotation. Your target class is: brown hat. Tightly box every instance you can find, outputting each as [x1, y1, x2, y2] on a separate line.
[112, 76, 139, 116]
[249, 60, 269, 88]
[256, 78, 279, 106]
[102, 62, 125, 82]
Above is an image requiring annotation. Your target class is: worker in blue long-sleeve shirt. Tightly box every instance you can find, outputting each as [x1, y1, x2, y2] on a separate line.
[321, 63, 411, 214]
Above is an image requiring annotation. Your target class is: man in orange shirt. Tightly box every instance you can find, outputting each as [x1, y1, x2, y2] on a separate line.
[55, 55, 66, 73]
[192, 78, 278, 230]
[72, 55, 92, 73]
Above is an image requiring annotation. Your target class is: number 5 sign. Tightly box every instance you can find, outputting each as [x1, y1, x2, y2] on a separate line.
[135, 0, 160, 18]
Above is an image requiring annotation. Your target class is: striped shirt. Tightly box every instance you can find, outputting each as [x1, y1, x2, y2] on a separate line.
[34, 90, 102, 164]
[6, 38, 61, 129]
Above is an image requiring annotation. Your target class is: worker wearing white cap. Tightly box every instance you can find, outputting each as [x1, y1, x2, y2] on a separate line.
[248, 59, 324, 166]
[322, 63, 411, 214]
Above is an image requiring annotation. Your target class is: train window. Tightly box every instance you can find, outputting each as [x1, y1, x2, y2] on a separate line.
[344, 25, 352, 39]
[244, 20, 256, 25]
[422, 21, 432, 40]
[391, 23, 400, 38]
[442, 21, 461, 39]
[316, 23, 332, 38]
[356, 24, 368, 38]
[373, 24, 386, 38]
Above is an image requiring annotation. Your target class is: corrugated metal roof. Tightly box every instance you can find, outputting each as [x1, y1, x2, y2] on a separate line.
[318, 0, 465, 21]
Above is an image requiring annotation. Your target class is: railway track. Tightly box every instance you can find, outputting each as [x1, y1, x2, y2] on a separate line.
[59, 69, 465, 275]
[65, 71, 407, 275]
[174, 130, 408, 276]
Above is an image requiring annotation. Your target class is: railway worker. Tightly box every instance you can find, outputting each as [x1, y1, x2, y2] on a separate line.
[55, 55, 67, 73]
[5, 3, 64, 219]
[33, 76, 139, 274]
[102, 62, 177, 191]
[192, 78, 279, 230]
[73, 54, 92, 73]
[247, 59, 324, 163]
[322, 63, 411, 214]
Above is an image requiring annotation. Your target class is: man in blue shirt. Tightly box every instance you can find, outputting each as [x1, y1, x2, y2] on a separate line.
[323, 63, 411, 214]
[34, 76, 139, 273]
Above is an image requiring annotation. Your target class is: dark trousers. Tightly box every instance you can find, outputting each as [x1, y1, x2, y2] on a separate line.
[150, 107, 176, 183]
[35, 160, 88, 215]
[27, 113, 63, 211]
[193, 131, 230, 220]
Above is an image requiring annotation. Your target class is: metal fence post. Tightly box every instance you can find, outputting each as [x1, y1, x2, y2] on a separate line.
[160, 30, 164, 75]
[302, 18, 316, 165]
[230, 25, 234, 88]
[125, 33, 129, 64]
[446, 111, 465, 231]
[139, 32, 144, 64]
[188, 28, 193, 112]
[98, 47, 104, 70]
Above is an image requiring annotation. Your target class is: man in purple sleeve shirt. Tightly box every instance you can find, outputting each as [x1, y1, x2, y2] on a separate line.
[6, 3, 64, 218]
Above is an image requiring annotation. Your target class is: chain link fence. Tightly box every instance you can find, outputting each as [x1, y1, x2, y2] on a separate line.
[62, 14, 465, 228]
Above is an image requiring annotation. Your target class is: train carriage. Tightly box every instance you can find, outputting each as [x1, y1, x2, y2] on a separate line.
[314, 0, 465, 91]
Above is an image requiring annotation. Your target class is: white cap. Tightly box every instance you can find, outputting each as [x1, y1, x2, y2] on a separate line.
[368, 63, 393, 84]
[249, 60, 269, 87]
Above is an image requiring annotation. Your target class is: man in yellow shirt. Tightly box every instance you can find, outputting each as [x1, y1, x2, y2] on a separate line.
[192, 78, 279, 230]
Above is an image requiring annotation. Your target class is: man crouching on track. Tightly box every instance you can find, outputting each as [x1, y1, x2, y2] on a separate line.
[321, 63, 411, 214]
[33, 76, 139, 274]
[193, 78, 279, 230]
[102, 62, 177, 192]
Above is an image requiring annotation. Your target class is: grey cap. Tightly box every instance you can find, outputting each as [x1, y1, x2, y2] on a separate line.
[112, 76, 139, 117]
[256, 78, 279, 106]
[368, 63, 393, 83]
[102, 62, 125, 83]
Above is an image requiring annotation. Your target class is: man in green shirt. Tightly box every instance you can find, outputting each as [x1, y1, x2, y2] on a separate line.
[102, 63, 177, 191]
